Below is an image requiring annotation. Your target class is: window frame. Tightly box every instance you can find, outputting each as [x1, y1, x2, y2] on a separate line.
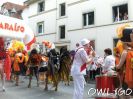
[82, 11, 95, 27]
[37, 21, 44, 34]
[112, 3, 128, 23]
[59, 3, 66, 17]
[59, 25, 65, 39]
[38, 1, 45, 13]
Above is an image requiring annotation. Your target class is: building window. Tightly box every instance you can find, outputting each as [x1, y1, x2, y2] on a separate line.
[38, 1, 44, 12]
[37, 22, 44, 34]
[83, 11, 94, 26]
[59, 25, 65, 39]
[113, 4, 128, 22]
[60, 3, 66, 17]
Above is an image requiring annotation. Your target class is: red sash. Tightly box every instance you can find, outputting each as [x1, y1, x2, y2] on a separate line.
[80, 63, 86, 72]
[75, 47, 87, 72]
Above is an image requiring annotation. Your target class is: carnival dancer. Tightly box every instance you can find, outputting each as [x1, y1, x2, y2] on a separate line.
[4, 42, 11, 81]
[71, 38, 94, 99]
[27, 48, 42, 88]
[38, 54, 48, 81]
[4, 51, 11, 81]
[114, 40, 124, 88]
[59, 47, 71, 85]
[42, 40, 61, 91]
[13, 49, 25, 86]
[0, 37, 6, 91]
[115, 25, 133, 99]
[9, 49, 16, 82]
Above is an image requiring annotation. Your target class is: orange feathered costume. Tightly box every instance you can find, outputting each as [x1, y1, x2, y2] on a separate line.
[125, 51, 133, 88]
[13, 54, 25, 72]
[116, 24, 133, 89]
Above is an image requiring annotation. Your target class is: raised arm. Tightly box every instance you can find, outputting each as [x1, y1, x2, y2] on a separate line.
[117, 50, 127, 69]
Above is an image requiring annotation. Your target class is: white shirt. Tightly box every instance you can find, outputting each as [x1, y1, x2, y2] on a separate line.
[71, 47, 88, 76]
[102, 55, 115, 74]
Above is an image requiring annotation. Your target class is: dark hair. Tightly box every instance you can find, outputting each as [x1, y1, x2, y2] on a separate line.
[104, 48, 112, 55]
[121, 28, 133, 42]
[60, 47, 67, 54]
[30, 49, 37, 55]
[76, 43, 80, 47]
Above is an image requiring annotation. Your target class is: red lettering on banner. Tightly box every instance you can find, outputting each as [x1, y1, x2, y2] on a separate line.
[5, 23, 9, 30]
[0, 23, 3, 29]
[9, 24, 13, 31]
[20, 27, 24, 32]
[14, 23, 17, 31]
[16, 26, 20, 32]
[0, 22, 25, 33]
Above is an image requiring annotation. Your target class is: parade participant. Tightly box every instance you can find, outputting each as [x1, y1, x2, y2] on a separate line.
[23, 50, 29, 75]
[116, 26, 133, 98]
[71, 38, 94, 99]
[113, 41, 125, 88]
[27, 48, 42, 88]
[0, 37, 6, 91]
[102, 48, 115, 75]
[13, 49, 25, 86]
[4, 42, 11, 81]
[4, 51, 11, 81]
[114, 48, 120, 65]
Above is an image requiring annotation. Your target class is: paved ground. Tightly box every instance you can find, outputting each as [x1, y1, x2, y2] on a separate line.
[0, 76, 95, 99]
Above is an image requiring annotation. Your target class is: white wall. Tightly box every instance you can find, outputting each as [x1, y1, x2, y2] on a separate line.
[44, 11, 56, 34]
[36, 34, 56, 43]
[66, 0, 132, 56]
[128, 0, 133, 21]
[23, 0, 133, 55]
[23, 0, 57, 43]
[28, 3, 38, 16]
[45, 0, 56, 11]
[27, 0, 57, 17]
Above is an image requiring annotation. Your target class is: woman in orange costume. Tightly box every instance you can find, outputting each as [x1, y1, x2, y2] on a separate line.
[13, 51, 24, 86]
[27, 49, 42, 88]
[114, 41, 125, 88]
[116, 27, 133, 99]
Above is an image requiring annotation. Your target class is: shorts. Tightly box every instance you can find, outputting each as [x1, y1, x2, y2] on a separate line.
[38, 66, 48, 72]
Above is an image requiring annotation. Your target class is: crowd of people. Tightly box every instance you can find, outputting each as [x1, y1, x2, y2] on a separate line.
[0, 24, 133, 99]
[0, 39, 71, 92]
[70, 24, 133, 99]
[114, 12, 128, 22]
[0, 39, 42, 91]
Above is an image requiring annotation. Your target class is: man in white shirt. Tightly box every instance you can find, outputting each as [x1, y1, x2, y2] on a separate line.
[71, 38, 93, 99]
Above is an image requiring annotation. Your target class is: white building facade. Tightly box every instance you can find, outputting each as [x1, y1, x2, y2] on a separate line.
[23, 0, 133, 55]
